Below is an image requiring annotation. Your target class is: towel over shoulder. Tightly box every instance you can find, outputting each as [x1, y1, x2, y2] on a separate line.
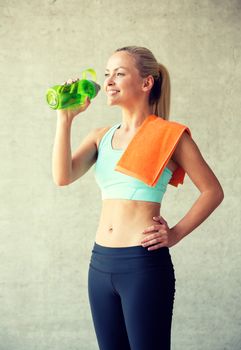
[114, 114, 192, 187]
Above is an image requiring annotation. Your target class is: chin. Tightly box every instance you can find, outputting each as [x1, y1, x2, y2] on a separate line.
[107, 99, 119, 107]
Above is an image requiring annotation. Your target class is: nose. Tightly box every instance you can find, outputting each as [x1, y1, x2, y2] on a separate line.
[104, 77, 116, 92]
[105, 73, 117, 86]
[107, 79, 115, 87]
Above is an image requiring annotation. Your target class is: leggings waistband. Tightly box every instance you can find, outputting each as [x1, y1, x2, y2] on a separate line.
[90, 242, 173, 274]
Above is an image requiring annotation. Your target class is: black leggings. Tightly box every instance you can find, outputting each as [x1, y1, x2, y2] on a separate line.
[88, 242, 176, 350]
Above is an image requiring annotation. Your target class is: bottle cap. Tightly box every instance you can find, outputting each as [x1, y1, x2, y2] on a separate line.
[81, 68, 97, 82]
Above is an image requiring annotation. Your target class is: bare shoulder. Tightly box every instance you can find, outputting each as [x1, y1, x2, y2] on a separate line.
[172, 131, 222, 193]
[94, 126, 112, 149]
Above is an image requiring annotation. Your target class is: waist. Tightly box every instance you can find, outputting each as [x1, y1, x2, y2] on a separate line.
[95, 199, 162, 247]
[99, 199, 161, 229]
[101, 198, 161, 211]
[90, 242, 172, 274]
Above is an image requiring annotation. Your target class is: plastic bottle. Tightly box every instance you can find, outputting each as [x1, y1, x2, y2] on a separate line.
[46, 68, 101, 110]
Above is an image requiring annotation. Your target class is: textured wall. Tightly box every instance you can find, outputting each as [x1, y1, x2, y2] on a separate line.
[1, 0, 241, 349]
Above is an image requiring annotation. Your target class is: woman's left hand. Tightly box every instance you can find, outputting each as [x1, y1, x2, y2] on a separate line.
[140, 215, 180, 250]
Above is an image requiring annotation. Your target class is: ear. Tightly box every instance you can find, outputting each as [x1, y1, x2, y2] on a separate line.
[142, 75, 154, 92]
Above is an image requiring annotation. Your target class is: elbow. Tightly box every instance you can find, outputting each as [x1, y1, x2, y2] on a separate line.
[213, 184, 224, 207]
[52, 170, 71, 186]
[217, 186, 224, 204]
[53, 177, 70, 186]
[216, 177, 224, 203]
[56, 181, 69, 187]
[202, 183, 224, 208]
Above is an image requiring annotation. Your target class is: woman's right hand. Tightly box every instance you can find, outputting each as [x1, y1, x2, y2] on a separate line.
[56, 78, 91, 122]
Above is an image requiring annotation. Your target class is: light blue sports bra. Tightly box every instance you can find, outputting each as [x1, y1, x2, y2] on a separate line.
[94, 123, 173, 203]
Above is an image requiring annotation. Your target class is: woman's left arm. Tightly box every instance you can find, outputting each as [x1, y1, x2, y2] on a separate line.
[170, 131, 224, 242]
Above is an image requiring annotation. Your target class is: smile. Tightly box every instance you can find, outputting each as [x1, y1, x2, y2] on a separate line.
[107, 90, 120, 96]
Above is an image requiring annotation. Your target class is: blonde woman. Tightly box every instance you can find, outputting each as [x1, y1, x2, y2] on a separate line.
[52, 46, 224, 350]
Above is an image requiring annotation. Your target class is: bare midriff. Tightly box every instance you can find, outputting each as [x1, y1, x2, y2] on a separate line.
[95, 199, 162, 247]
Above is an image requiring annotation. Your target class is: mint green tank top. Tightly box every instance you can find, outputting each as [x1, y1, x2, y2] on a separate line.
[94, 123, 173, 203]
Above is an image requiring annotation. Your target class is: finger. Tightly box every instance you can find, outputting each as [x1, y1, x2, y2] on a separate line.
[142, 237, 161, 247]
[154, 215, 167, 223]
[153, 215, 167, 225]
[142, 234, 166, 247]
[142, 225, 161, 233]
[147, 242, 167, 251]
[141, 232, 160, 244]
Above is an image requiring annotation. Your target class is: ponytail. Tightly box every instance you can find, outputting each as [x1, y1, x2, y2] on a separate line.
[150, 63, 171, 120]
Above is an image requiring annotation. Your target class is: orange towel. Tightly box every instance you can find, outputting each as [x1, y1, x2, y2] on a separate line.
[115, 114, 191, 187]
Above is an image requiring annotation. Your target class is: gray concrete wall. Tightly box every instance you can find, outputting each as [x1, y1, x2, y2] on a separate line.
[1, 0, 241, 349]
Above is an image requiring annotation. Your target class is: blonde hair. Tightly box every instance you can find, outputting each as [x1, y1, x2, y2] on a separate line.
[115, 46, 171, 120]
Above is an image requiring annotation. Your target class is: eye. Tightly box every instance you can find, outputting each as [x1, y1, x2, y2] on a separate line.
[104, 72, 125, 77]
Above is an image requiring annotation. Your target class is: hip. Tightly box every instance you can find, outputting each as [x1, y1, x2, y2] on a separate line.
[89, 242, 174, 274]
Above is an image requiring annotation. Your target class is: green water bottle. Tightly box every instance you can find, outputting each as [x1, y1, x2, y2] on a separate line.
[46, 68, 101, 110]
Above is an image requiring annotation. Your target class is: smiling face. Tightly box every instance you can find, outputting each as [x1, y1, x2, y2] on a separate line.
[103, 51, 153, 109]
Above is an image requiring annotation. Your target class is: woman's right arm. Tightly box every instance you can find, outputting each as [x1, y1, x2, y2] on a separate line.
[52, 111, 74, 186]
[52, 107, 99, 186]
[52, 77, 99, 186]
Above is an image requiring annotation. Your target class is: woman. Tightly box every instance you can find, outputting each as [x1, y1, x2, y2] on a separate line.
[52, 46, 224, 350]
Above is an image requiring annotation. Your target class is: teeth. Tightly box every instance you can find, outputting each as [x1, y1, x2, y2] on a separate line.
[108, 90, 119, 95]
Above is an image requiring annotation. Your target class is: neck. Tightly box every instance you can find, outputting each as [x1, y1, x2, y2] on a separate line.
[119, 105, 153, 133]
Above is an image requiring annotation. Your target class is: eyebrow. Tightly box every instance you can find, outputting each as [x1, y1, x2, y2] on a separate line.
[105, 66, 128, 71]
